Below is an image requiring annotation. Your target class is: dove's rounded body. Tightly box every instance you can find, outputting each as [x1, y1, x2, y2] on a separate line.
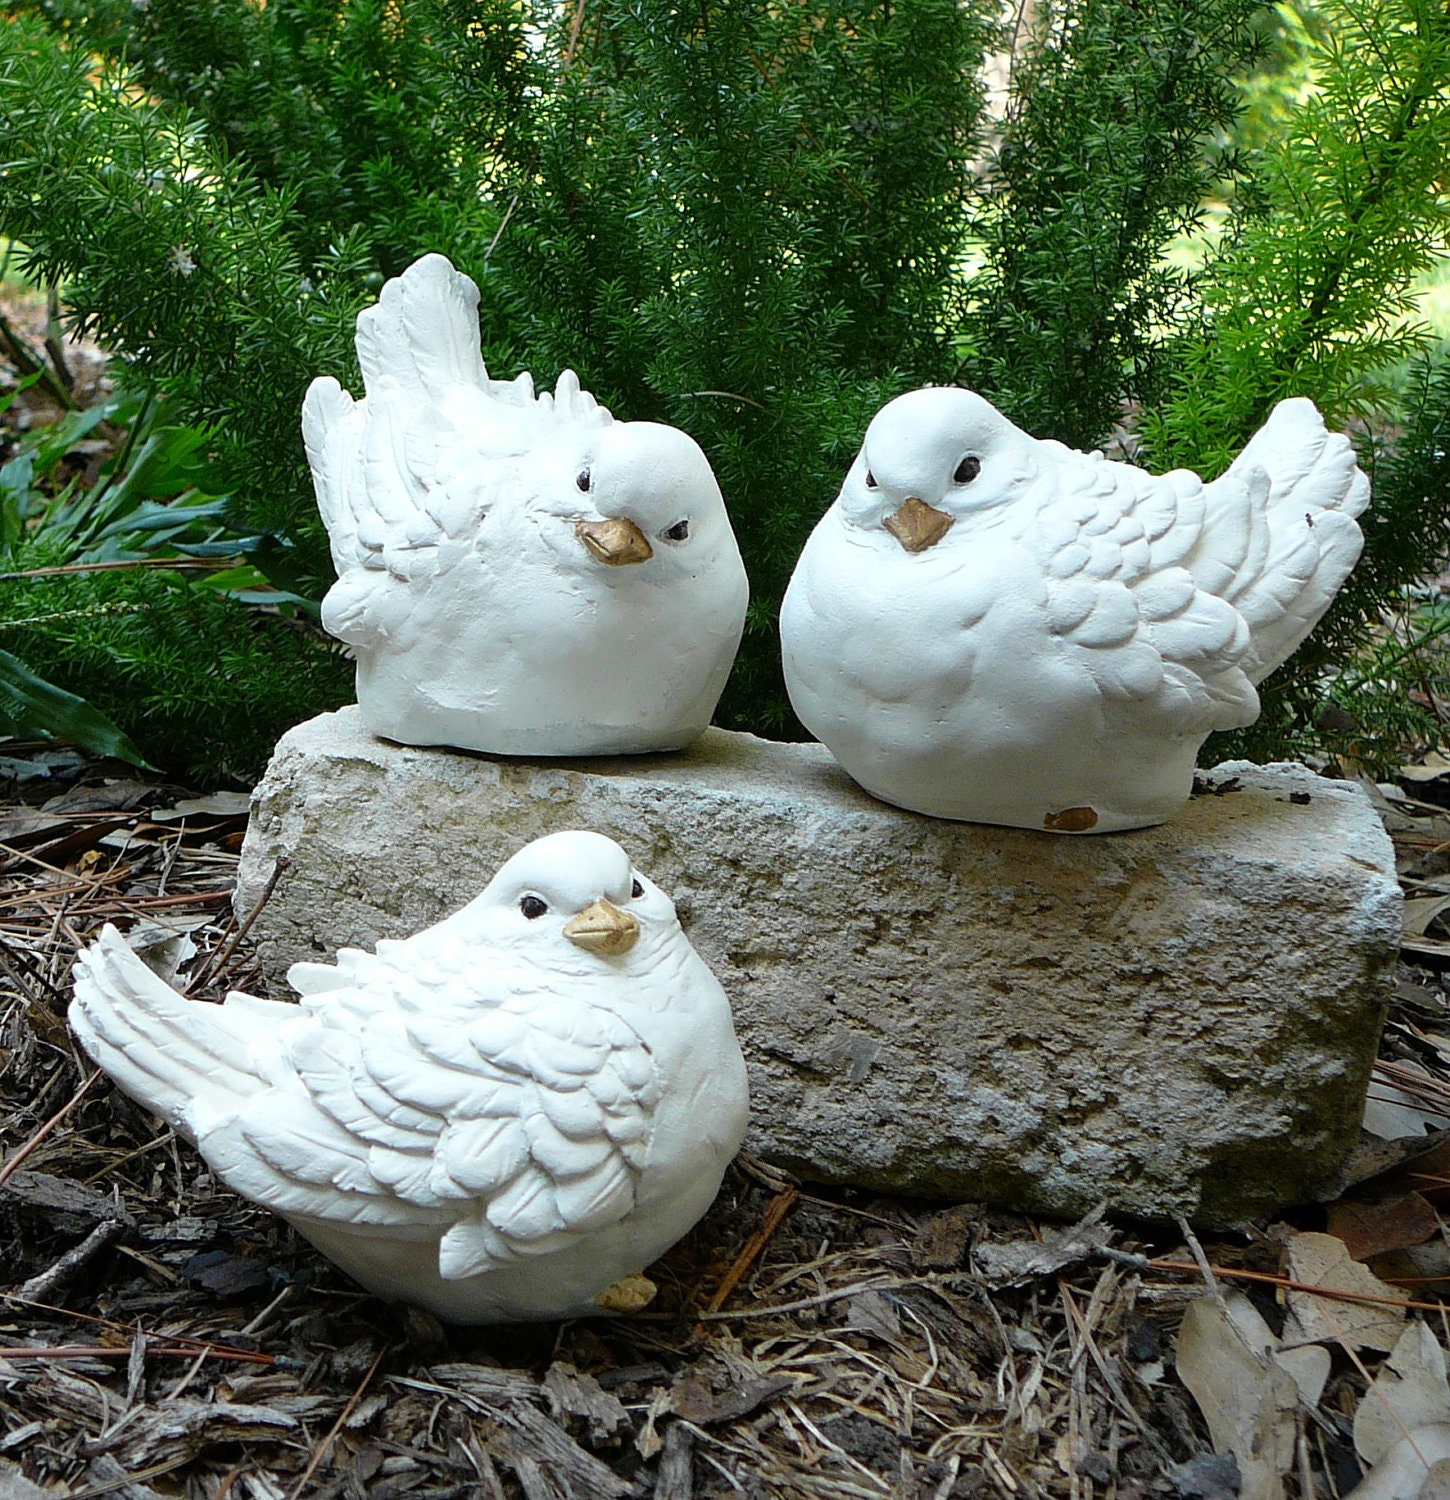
[338, 423, 748, 756]
[70, 832, 749, 1324]
[784, 517, 1200, 830]
[782, 386, 1369, 832]
[305, 254, 748, 757]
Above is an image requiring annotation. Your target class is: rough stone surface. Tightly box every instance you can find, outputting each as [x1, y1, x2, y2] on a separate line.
[236, 707, 1402, 1225]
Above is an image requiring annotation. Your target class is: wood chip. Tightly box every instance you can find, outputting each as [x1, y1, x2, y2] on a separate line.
[543, 1361, 631, 1445]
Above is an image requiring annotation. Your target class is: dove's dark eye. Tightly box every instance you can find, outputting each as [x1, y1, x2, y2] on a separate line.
[865, 470, 878, 489]
[954, 456, 981, 485]
[519, 894, 548, 919]
[631, 877, 644, 898]
[576, 469, 592, 492]
[663, 519, 690, 543]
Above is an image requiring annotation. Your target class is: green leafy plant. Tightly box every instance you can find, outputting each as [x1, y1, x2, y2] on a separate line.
[0, 0, 1447, 775]
[0, 379, 348, 781]
[1140, 0, 1450, 763]
[961, 0, 1267, 448]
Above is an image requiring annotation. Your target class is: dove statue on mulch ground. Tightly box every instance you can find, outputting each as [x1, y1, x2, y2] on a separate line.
[781, 387, 1369, 832]
[71, 831, 749, 1324]
[304, 254, 749, 756]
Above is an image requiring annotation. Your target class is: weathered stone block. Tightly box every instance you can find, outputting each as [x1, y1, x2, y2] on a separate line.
[236, 707, 1401, 1225]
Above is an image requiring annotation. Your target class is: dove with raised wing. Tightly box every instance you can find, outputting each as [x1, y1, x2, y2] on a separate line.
[304, 254, 749, 756]
[70, 832, 749, 1324]
[780, 387, 1369, 832]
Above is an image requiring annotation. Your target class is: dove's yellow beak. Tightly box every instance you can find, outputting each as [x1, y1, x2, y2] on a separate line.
[563, 899, 640, 956]
[576, 517, 654, 566]
[883, 497, 954, 553]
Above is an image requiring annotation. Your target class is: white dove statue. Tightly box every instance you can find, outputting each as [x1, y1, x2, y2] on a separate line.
[781, 387, 1369, 832]
[70, 831, 749, 1324]
[303, 254, 749, 756]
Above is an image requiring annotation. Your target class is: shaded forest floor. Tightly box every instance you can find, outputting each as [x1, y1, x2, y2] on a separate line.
[4, 746, 1450, 1500]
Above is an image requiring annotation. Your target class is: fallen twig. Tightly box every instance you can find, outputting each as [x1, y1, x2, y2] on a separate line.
[18, 1217, 128, 1303]
[285, 1343, 388, 1500]
[0, 1342, 276, 1366]
[1147, 1257, 1449, 1313]
[705, 1187, 799, 1314]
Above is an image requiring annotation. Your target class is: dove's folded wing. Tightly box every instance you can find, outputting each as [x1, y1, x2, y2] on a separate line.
[307, 396, 484, 647]
[1029, 451, 1260, 734]
[207, 988, 660, 1279]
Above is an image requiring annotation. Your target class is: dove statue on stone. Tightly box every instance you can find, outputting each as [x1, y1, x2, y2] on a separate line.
[70, 831, 749, 1324]
[304, 254, 749, 756]
[781, 387, 1369, 832]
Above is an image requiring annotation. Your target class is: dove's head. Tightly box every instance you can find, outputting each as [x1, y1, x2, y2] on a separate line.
[455, 830, 684, 976]
[839, 387, 1036, 553]
[542, 421, 740, 580]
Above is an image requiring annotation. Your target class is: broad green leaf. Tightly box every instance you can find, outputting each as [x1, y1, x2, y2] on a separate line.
[0, 647, 153, 767]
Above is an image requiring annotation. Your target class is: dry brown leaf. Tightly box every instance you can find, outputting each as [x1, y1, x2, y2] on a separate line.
[1221, 1289, 1331, 1408]
[1369, 1239, 1450, 1295]
[1401, 754, 1450, 783]
[1364, 1064, 1449, 1141]
[1328, 1193, 1442, 1262]
[41, 779, 154, 814]
[1284, 1232, 1407, 1352]
[846, 1289, 903, 1343]
[1406, 896, 1450, 938]
[0, 807, 68, 845]
[151, 792, 253, 822]
[1176, 1296, 1296, 1500]
[1354, 1321, 1450, 1467]
[1343, 1424, 1450, 1500]
[1398, 1138, 1450, 1206]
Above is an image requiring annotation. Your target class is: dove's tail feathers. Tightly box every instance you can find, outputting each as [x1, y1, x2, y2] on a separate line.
[355, 254, 488, 402]
[1228, 398, 1371, 526]
[1217, 398, 1369, 681]
[302, 377, 366, 565]
[70, 926, 266, 1138]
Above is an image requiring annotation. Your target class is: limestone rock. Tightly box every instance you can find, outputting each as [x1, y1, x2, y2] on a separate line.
[236, 707, 1401, 1224]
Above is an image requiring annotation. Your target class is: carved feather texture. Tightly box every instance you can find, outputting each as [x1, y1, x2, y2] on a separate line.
[780, 385, 1369, 830]
[303, 254, 615, 601]
[71, 832, 749, 1315]
[298, 254, 749, 761]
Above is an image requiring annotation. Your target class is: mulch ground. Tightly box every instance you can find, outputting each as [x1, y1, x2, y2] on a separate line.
[3, 749, 1450, 1500]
